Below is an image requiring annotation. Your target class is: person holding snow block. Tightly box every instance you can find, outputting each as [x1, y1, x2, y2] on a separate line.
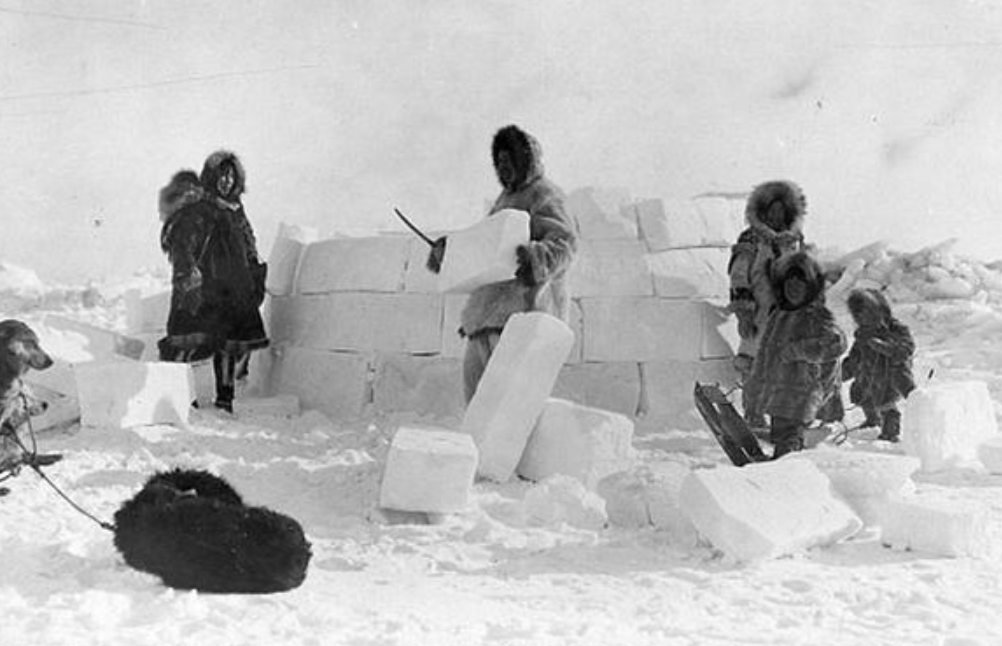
[728, 180, 809, 429]
[744, 251, 846, 459]
[157, 151, 269, 413]
[426, 125, 579, 402]
[842, 288, 916, 442]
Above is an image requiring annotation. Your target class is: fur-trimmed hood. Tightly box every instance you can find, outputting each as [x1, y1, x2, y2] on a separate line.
[772, 250, 825, 310]
[847, 288, 893, 326]
[746, 180, 806, 240]
[492, 125, 545, 191]
[200, 150, 246, 200]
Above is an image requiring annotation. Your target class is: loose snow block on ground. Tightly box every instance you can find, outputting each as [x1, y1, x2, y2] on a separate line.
[266, 222, 317, 296]
[268, 346, 370, 420]
[379, 426, 478, 513]
[649, 248, 730, 299]
[438, 209, 529, 293]
[790, 449, 920, 525]
[297, 236, 411, 294]
[881, 486, 1002, 560]
[75, 359, 192, 428]
[371, 354, 464, 419]
[597, 461, 699, 548]
[124, 289, 171, 334]
[679, 460, 862, 561]
[461, 312, 574, 482]
[233, 394, 300, 418]
[566, 239, 654, 297]
[551, 361, 641, 417]
[516, 398, 636, 489]
[524, 475, 608, 530]
[902, 381, 999, 472]
[268, 293, 443, 354]
[978, 436, 1002, 474]
[580, 297, 703, 362]
[190, 359, 214, 407]
[566, 187, 637, 240]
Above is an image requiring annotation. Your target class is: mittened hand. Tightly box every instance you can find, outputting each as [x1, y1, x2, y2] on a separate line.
[514, 245, 537, 286]
[426, 236, 447, 274]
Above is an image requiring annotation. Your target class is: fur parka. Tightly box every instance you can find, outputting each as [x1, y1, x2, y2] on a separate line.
[459, 126, 579, 337]
[842, 289, 916, 410]
[746, 252, 846, 423]
[158, 152, 268, 361]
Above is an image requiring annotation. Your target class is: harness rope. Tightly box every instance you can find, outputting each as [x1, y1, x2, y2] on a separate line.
[1, 395, 115, 532]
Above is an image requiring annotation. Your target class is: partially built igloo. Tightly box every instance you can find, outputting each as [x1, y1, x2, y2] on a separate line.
[253, 187, 744, 432]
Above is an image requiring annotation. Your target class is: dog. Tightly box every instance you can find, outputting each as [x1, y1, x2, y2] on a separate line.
[0, 319, 55, 477]
[113, 468, 312, 593]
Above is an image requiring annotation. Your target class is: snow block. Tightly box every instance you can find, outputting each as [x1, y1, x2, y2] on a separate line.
[597, 462, 699, 547]
[190, 359, 214, 407]
[438, 209, 530, 293]
[269, 293, 443, 354]
[679, 460, 862, 561]
[567, 239, 653, 297]
[379, 426, 478, 513]
[297, 236, 410, 294]
[701, 300, 740, 360]
[552, 361, 641, 418]
[517, 398, 636, 489]
[524, 475, 608, 530]
[372, 354, 464, 420]
[790, 449, 920, 525]
[269, 346, 370, 420]
[74, 359, 192, 428]
[233, 394, 301, 419]
[642, 197, 741, 250]
[581, 297, 702, 362]
[566, 187, 637, 240]
[881, 486, 1002, 560]
[649, 248, 729, 299]
[978, 436, 1002, 474]
[902, 381, 999, 472]
[440, 295, 469, 359]
[461, 312, 575, 482]
[266, 223, 317, 296]
[22, 382, 80, 432]
[124, 289, 171, 334]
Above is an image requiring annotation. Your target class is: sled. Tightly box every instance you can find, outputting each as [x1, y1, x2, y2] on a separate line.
[693, 382, 769, 466]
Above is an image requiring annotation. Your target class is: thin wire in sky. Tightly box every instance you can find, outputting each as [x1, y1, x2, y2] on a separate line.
[0, 5, 164, 30]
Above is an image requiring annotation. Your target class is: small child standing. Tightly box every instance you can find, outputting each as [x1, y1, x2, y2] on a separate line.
[842, 288, 916, 442]
[745, 251, 847, 459]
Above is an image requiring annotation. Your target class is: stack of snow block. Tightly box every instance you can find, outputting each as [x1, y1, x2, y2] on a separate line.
[438, 209, 529, 293]
[791, 449, 920, 525]
[379, 426, 478, 514]
[881, 486, 1002, 560]
[678, 460, 862, 561]
[74, 359, 192, 428]
[516, 398, 636, 489]
[461, 313, 575, 481]
[902, 381, 999, 472]
[259, 186, 743, 430]
[597, 461, 698, 548]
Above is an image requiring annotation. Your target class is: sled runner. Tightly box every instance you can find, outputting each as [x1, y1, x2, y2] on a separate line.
[693, 382, 769, 466]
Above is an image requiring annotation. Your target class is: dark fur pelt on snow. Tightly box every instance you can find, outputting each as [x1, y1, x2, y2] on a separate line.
[113, 468, 311, 594]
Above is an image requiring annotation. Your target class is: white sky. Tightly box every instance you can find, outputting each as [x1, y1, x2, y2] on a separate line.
[2, 0, 1002, 282]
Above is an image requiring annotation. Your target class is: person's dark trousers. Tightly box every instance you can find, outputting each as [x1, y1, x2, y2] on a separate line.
[212, 352, 237, 413]
[770, 416, 805, 459]
[878, 406, 901, 442]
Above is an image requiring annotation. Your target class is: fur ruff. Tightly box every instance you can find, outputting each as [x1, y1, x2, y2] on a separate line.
[745, 180, 807, 236]
[113, 469, 312, 594]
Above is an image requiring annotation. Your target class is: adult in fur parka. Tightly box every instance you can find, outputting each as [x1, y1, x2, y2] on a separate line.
[842, 288, 916, 441]
[157, 151, 268, 412]
[427, 125, 579, 402]
[745, 251, 847, 458]
[728, 180, 809, 426]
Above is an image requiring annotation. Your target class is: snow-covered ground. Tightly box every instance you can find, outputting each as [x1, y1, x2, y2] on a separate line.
[2, 244, 1002, 646]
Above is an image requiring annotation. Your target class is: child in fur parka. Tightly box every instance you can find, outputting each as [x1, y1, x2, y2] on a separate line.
[842, 288, 916, 442]
[745, 251, 847, 458]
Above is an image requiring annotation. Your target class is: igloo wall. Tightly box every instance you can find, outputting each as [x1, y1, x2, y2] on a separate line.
[258, 187, 744, 432]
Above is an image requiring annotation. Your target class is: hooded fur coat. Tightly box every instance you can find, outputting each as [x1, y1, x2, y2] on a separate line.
[459, 126, 579, 337]
[842, 289, 916, 410]
[158, 151, 268, 361]
[746, 252, 846, 423]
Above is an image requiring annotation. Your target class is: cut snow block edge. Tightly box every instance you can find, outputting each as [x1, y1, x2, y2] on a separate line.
[679, 460, 862, 562]
[881, 487, 1002, 560]
[461, 312, 575, 482]
[438, 209, 530, 293]
[902, 380, 999, 473]
[74, 359, 193, 429]
[379, 426, 479, 514]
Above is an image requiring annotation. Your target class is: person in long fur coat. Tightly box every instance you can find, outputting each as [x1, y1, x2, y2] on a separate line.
[427, 125, 579, 402]
[842, 288, 916, 442]
[157, 151, 268, 412]
[745, 251, 847, 458]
